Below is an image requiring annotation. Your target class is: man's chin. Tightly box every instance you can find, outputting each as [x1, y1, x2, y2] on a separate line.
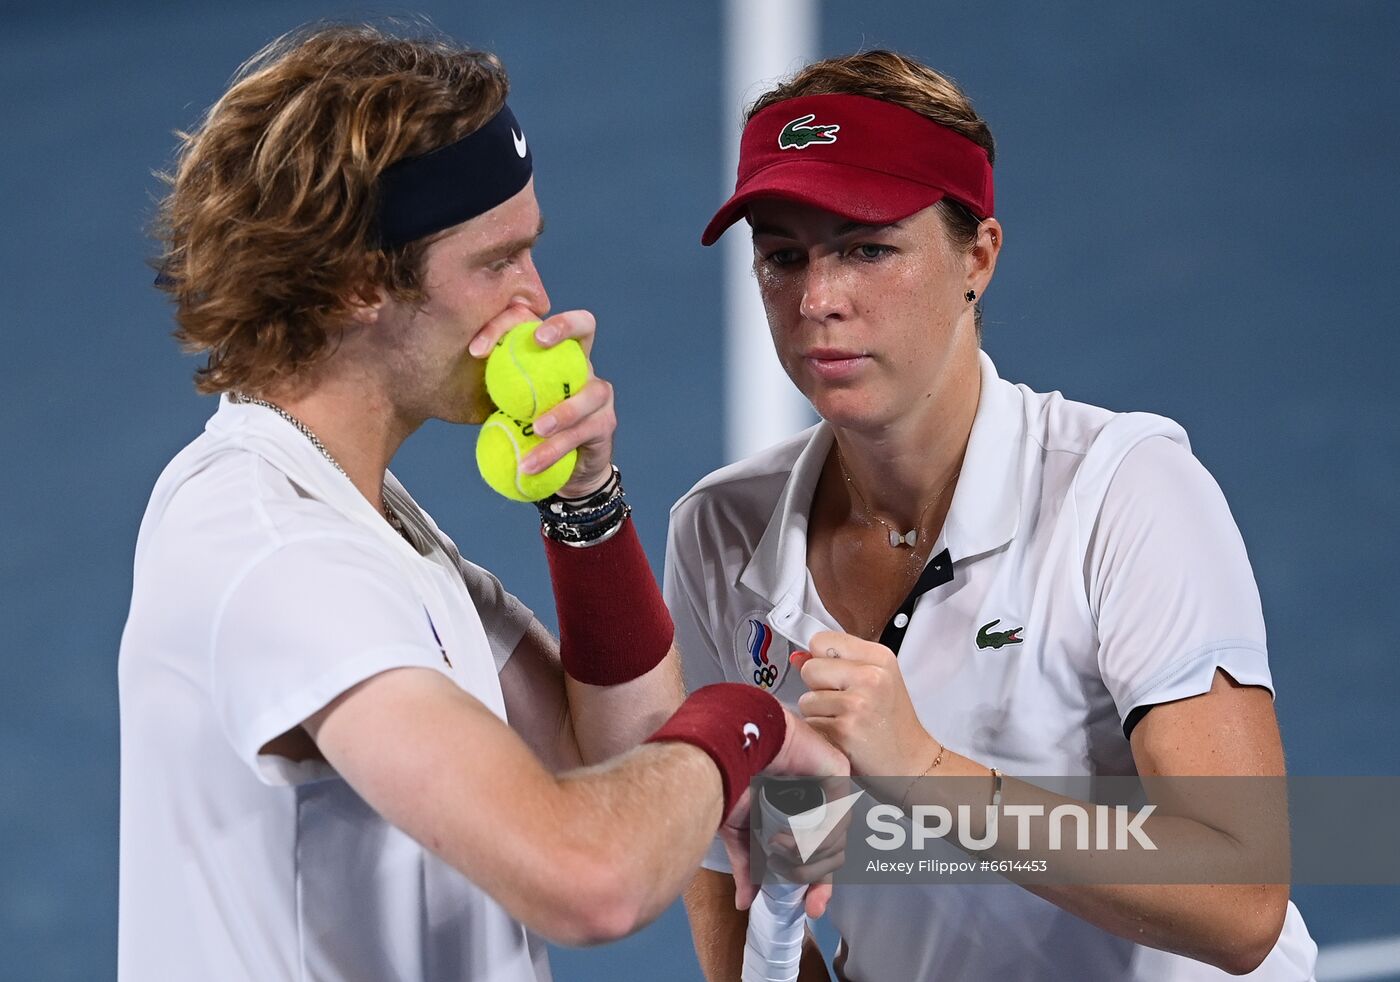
[453, 393, 497, 426]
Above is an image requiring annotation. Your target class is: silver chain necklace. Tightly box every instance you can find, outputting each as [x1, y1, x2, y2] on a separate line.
[836, 445, 956, 550]
[232, 393, 409, 539]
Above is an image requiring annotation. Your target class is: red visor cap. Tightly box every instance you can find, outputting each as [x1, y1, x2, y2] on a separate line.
[702, 93, 994, 246]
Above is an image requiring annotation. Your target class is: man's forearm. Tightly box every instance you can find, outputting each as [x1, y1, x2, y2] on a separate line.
[684, 868, 748, 981]
[311, 667, 810, 949]
[550, 741, 726, 940]
[565, 646, 685, 762]
[543, 513, 683, 762]
[685, 869, 832, 982]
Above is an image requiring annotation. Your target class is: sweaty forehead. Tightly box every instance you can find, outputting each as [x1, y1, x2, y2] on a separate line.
[747, 198, 925, 239]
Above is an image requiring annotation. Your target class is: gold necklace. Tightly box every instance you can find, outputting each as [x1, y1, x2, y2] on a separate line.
[835, 445, 957, 550]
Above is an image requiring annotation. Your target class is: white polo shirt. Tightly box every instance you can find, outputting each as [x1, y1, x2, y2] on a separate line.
[118, 396, 549, 981]
[665, 352, 1316, 980]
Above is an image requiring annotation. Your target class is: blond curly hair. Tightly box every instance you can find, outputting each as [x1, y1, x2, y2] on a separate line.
[153, 23, 509, 394]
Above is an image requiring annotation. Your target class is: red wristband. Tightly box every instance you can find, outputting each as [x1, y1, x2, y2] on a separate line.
[645, 683, 787, 818]
[542, 515, 674, 685]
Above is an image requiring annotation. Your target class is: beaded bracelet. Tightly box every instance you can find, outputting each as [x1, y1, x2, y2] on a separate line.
[536, 465, 630, 546]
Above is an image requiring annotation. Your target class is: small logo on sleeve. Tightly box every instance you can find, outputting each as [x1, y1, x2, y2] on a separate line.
[975, 619, 1023, 650]
[425, 608, 452, 667]
[742, 722, 761, 750]
[778, 113, 841, 150]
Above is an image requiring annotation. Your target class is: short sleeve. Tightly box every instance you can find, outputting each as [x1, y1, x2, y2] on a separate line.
[454, 555, 535, 672]
[382, 473, 533, 670]
[664, 500, 730, 694]
[211, 535, 449, 785]
[1086, 437, 1274, 734]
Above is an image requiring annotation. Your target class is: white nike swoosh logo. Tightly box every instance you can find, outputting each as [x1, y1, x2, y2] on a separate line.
[512, 128, 527, 158]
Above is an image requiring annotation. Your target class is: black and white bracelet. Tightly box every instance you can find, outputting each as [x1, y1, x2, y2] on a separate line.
[536, 465, 631, 547]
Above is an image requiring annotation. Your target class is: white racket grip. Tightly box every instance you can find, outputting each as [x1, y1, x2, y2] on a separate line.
[741, 879, 807, 982]
[741, 783, 825, 982]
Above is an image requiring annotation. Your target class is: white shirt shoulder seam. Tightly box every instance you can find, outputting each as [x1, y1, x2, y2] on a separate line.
[669, 430, 815, 517]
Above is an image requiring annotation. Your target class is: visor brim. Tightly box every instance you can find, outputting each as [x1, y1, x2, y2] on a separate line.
[700, 161, 949, 246]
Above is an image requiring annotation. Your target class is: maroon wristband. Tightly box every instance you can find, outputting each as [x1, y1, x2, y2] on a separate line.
[542, 515, 675, 686]
[645, 683, 787, 818]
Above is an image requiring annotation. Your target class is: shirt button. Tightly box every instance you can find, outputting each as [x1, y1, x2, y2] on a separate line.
[893, 613, 909, 629]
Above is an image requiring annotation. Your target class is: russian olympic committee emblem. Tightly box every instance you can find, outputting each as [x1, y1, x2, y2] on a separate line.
[734, 613, 790, 691]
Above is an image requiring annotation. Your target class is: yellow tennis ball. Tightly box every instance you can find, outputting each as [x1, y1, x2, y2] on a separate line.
[475, 411, 577, 502]
[484, 320, 589, 420]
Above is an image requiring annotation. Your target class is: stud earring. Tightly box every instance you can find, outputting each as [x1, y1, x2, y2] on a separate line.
[964, 289, 977, 302]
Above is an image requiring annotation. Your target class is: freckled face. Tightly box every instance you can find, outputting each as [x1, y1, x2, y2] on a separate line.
[374, 180, 550, 424]
[749, 198, 978, 432]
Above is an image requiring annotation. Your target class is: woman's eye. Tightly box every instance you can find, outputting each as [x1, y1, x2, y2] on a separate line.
[761, 248, 802, 268]
[851, 243, 893, 261]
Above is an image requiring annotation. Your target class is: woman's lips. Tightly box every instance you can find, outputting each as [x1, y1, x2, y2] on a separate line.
[805, 349, 870, 380]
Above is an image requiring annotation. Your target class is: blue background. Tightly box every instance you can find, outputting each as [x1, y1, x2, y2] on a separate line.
[2, 1, 1397, 978]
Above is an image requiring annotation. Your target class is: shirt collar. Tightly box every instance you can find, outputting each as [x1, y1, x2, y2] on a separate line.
[739, 350, 1026, 614]
[206, 394, 414, 548]
[943, 349, 1026, 562]
[738, 420, 833, 635]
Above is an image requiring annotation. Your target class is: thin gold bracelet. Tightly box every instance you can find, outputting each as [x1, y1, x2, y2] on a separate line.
[899, 741, 946, 811]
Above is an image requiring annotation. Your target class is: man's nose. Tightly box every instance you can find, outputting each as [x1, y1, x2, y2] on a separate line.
[513, 253, 550, 317]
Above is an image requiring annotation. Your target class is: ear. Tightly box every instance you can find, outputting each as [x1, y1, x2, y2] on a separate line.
[345, 283, 387, 326]
[965, 218, 1003, 297]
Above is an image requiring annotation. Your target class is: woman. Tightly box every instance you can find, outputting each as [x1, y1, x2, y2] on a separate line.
[666, 51, 1316, 980]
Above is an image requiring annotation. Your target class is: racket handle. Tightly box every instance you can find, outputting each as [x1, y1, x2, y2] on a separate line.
[741, 879, 807, 982]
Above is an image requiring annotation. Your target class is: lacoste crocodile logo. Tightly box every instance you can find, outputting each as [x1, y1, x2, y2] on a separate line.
[976, 619, 1023, 650]
[778, 113, 841, 150]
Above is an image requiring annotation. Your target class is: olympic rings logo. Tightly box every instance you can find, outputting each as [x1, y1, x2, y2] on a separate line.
[753, 664, 779, 688]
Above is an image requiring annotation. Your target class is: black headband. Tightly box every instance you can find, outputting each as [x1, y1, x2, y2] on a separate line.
[375, 103, 533, 248]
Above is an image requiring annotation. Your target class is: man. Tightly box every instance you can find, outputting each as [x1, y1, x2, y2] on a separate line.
[118, 24, 842, 980]
[668, 51, 1316, 980]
